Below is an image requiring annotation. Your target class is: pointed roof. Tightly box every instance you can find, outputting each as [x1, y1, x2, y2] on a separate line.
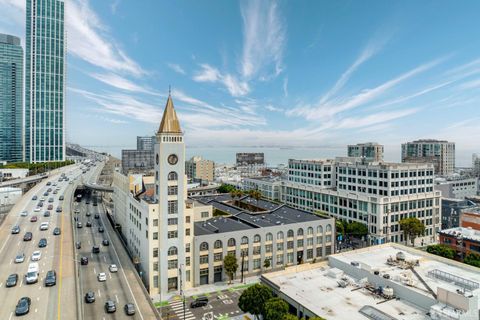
[157, 94, 182, 134]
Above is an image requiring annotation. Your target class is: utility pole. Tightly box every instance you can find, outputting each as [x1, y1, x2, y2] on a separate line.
[240, 250, 245, 284]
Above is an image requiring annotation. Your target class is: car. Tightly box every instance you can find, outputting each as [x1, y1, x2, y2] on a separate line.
[84, 291, 95, 303]
[76, 222, 83, 228]
[43, 211, 50, 217]
[11, 225, 20, 234]
[20, 210, 28, 217]
[86, 211, 91, 217]
[40, 222, 49, 231]
[47, 188, 52, 193]
[26, 263, 39, 284]
[44, 270, 56, 286]
[46, 181, 51, 186]
[74, 209, 80, 214]
[6, 273, 18, 287]
[33, 207, 41, 212]
[86, 201, 90, 205]
[102, 239, 109, 246]
[190, 297, 208, 308]
[86, 220, 92, 227]
[40, 197, 45, 202]
[14, 253, 25, 263]
[56, 206, 62, 213]
[47, 204, 53, 210]
[38, 238, 47, 248]
[98, 227, 104, 233]
[93, 202, 98, 206]
[23, 232, 33, 241]
[53, 190, 58, 194]
[80, 257, 88, 265]
[105, 300, 116, 313]
[109, 264, 118, 273]
[92, 245, 100, 254]
[59, 195, 64, 201]
[52, 182, 57, 186]
[37, 201, 44, 207]
[76, 241, 81, 249]
[124, 303, 136, 316]
[32, 195, 38, 200]
[97, 272, 107, 282]
[53, 227, 61, 235]
[30, 215, 38, 222]
[48, 197, 54, 203]
[43, 192, 49, 197]
[15, 297, 31, 316]
[31, 251, 41, 261]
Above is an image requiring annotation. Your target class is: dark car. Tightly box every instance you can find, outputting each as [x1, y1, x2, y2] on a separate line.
[86, 220, 92, 227]
[11, 225, 20, 234]
[37, 201, 44, 207]
[76, 222, 83, 228]
[46, 181, 51, 186]
[86, 201, 90, 205]
[43, 192, 49, 197]
[84, 291, 95, 303]
[86, 211, 91, 217]
[47, 188, 52, 193]
[124, 303, 136, 316]
[15, 297, 31, 316]
[44, 270, 56, 286]
[105, 300, 116, 313]
[38, 238, 47, 248]
[98, 227, 104, 233]
[53, 227, 61, 235]
[102, 239, 109, 246]
[6, 273, 18, 287]
[94, 213, 99, 219]
[59, 195, 64, 201]
[47, 204, 53, 210]
[56, 206, 62, 213]
[48, 197, 54, 203]
[190, 297, 208, 308]
[93, 202, 98, 206]
[76, 241, 81, 249]
[92, 245, 100, 254]
[23, 232, 33, 241]
[32, 195, 38, 200]
[30, 216, 38, 222]
[44, 211, 50, 217]
[81, 257, 88, 265]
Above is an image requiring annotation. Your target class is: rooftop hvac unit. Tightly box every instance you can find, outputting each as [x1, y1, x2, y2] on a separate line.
[396, 251, 406, 261]
[382, 286, 394, 298]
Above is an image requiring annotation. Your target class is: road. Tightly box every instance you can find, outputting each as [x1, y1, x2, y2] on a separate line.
[0, 162, 101, 319]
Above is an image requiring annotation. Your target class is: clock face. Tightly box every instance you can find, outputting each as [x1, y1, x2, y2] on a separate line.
[168, 154, 178, 165]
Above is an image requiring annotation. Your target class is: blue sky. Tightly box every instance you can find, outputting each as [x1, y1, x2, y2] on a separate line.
[1, 0, 480, 165]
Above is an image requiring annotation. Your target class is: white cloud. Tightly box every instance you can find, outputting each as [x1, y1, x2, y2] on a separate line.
[193, 64, 250, 97]
[89, 72, 156, 94]
[265, 105, 282, 112]
[167, 63, 186, 75]
[283, 77, 288, 97]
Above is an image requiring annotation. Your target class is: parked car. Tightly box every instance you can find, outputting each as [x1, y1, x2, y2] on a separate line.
[97, 272, 107, 282]
[53, 227, 61, 235]
[6, 273, 18, 287]
[44, 270, 56, 286]
[84, 291, 95, 303]
[109, 264, 118, 273]
[23, 232, 33, 241]
[11, 225, 20, 234]
[80, 257, 88, 265]
[190, 297, 208, 308]
[124, 303, 136, 316]
[46, 182, 51, 186]
[14, 253, 25, 263]
[15, 297, 31, 316]
[105, 300, 116, 313]
[38, 238, 47, 248]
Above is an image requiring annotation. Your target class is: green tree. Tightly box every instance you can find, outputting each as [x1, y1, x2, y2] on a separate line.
[283, 315, 299, 320]
[238, 284, 273, 320]
[464, 253, 480, 268]
[426, 244, 455, 259]
[218, 184, 236, 193]
[399, 218, 425, 246]
[346, 221, 368, 238]
[263, 257, 271, 269]
[223, 254, 238, 284]
[265, 298, 289, 320]
[336, 219, 346, 237]
[309, 317, 327, 320]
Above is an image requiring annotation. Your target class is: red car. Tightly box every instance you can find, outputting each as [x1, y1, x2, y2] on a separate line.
[30, 216, 38, 222]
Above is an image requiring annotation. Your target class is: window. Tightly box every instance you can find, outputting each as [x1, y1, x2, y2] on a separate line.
[186, 243, 190, 253]
[168, 246, 178, 256]
[214, 252, 223, 261]
[186, 228, 190, 236]
[276, 254, 284, 265]
[186, 216, 190, 223]
[287, 230, 294, 238]
[241, 236, 249, 245]
[168, 186, 178, 195]
[168, 200, 178, 214]
[228, 238, 236, 247]
[168, 259, 178, 269]
[297, 239, 304, 247]
[287, 241, 294, 249]
[153, 219, 158, 227]
[265, 244, 273, 253]
[186, 257, 190, 266]
[153, 262, 158, 271]
[253, 258, 261, 270]
[307, 227, 313, 235]
[277, 231, 284, 240]
[168, 231, 178, 239]
[326, 224, 332, 233]
[307, 238, 313, 246]
[253, 246, 261, 255]
[168, 172, 178, 181]
[287, 252, 294, 264]
[153, 248, 158, 258]
[253, 234, 261, 243]
[153, 276, 159, 288]
[168, 218, 178, 225]
[316, 247, 322, 257]
[214, 240, 222, 249]
[200, 255, 209, 264]
[153, 232, 158, 240]
[266, 233, 273, 241]
[297, 228, 304, 236]
[277, 242, 284, 251]
[201, 211, 209, 218]
[168, 277, 178, 291]
[307, 249, 313, 260]
[200, 242, 209, 251]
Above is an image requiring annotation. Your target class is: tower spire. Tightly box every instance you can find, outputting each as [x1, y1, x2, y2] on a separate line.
[157, 90, 182, 134]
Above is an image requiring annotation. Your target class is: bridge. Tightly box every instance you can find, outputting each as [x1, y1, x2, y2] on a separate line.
[83, 182, 114, 193]
[0, 173, 48, 188]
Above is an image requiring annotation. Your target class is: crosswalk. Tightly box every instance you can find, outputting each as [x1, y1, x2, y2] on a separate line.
[169, 299, 196, 320]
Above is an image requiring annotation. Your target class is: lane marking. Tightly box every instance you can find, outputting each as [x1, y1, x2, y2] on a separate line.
[93, 267, 96, 275]
[115, 294, 119, 303]
[56, 199, 65, 320]
[98, 289, 101, 297]
[8, 312, 12, 320]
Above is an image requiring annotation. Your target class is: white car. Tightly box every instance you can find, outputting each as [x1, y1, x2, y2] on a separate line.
[40, 197, 45, 202]
[20, 210, 28, 217]
[31, 251, 42, 261]
[33, 207, 41, 212]
[97, 272, 107, 282]
[40, 222, 49, 231]
[109, 264, 118, 273]
[15, 253, 25, 263]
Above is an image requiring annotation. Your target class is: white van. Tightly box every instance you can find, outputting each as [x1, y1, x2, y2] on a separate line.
[26, 262, 39, 284]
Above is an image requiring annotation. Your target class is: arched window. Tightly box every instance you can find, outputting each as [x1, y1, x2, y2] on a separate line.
[307, 227, 313, 235]
[317, 225, 323, 234]
[228, 238, 236, 247]
[297, 228, 304, 236]
[287, 230, 294, 238]
[326, 224, 332, 232]
[214, 240, 222, 249]
[254, 234, 261, 243]
[168, 171, 178, 181]
[200, 242, 209, 251]
[241, 236, 249, 245]
[266, 233, 273, 241]
[277, 231, 284, 240]
[168, 246, 178, 256]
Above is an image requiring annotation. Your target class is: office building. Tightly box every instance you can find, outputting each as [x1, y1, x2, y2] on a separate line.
[112, 95, 335, 299]
[236, 152, 264, 165]
[25, 0, 66, 162]
[441, 198, 478, 230]
[137, 136, 156, 151]
[242, 176, 282, 201]
[283, 158, 441, 246]
[121, 149, 154, 174]
[347, 142, 384, 162]
[185, 156, 215, 182]
[0, 34, 23, 163]
[435, 176, 478, 199]
[262, 243, 480, 320]
[401, 139, 455, 176]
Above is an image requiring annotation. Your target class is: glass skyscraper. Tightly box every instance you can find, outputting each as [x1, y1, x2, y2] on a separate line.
[25, 0, 66, 162]
[0, 33, 23, 163]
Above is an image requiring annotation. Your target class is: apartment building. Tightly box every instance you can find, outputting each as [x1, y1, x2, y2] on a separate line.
[401, 139, 455, 176]
[347, 142, 384, 162]
[242, 176, 282, 201]
[185, 156, 215, 182]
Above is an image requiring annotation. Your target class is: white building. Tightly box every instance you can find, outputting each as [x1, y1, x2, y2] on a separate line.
[0, 168, 28, 181]
[262, 243, 480, 320]
[435, 176, 478, 199]
[0, 187, 22, 213]
[243, 176, 282, 201]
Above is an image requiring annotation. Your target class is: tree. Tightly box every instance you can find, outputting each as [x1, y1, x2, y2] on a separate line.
[426, 244, 455, 259]
[264, 298, 289, 320]
[336, 219, 346, 237]
[238, 284, 273, 320]
[218, 184, 236, 193]
[248, 190, 262, 203]
[464, 253, 480, 268]
[283, 315, 298, 320]
[223, 254, 238, 284]
[399, 218, 425, 246]
[263, 257, 271, 269]
[346, 221, 368, 238]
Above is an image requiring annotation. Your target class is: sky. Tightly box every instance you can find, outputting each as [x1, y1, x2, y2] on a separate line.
[1, 0, 480, 166]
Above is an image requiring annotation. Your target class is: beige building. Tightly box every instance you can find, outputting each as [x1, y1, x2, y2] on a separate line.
[185, 156, 215, 182]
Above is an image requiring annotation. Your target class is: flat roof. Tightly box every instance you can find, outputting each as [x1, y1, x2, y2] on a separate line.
[439, 227, 480, 243]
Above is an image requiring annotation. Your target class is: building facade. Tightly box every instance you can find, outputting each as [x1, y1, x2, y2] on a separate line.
[435, 176, 478, 199]
[401, 139, 455, 176]
[282, 158, 441, 246]
[236, 152, 264, 165]
[347, 142, 384, 162]
[243, 177, 282, 201]
[185, 156, 215, 182]
[0, 34, 23, 163]
[441, 198, 478, 230]
[25, 0, 66, 162]
[460, 209, 480, 230]
[136, 136, 156, 151]
[439, 227, 480, 260]
[121, 149, 154, 174]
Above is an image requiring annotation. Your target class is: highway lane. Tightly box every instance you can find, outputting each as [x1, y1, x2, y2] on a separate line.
[0, 163, 100, 319]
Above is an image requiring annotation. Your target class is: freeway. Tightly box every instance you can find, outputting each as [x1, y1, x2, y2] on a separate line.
[0, 162, 101, 319]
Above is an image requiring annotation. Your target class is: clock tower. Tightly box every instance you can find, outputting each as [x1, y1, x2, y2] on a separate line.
[154, 93, 192, 296]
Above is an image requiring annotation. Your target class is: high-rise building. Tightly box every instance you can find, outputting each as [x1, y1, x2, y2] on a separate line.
[401, 139, 455, 176]
[185, 156, 215, 182]
[0, 34, 23, 163]
[236, 152, 264, 165]
[137, 136, 156, 151]
[25, 0, 66, 162]
[347, 142, 384, 162]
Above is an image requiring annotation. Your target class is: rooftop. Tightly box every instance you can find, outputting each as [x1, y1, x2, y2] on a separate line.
[439, 227, 480, 243]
